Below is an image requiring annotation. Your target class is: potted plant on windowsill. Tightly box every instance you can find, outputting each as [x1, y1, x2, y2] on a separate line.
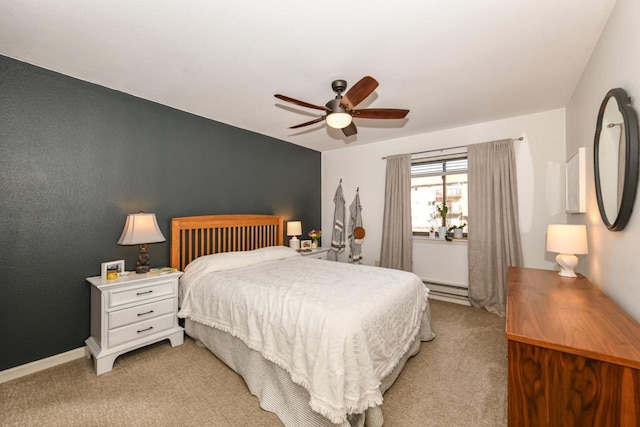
[435, 201, 449, 239]
[427, 213, 439, 238]
[448, 223, 467, 239]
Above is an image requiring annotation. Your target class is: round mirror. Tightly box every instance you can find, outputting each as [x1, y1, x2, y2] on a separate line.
[594, 88, 639, 231]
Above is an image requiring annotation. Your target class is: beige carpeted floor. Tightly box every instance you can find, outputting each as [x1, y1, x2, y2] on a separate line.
[0, 300, 507, 427]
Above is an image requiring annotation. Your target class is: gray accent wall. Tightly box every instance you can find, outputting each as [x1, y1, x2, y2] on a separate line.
[0, 55, 321, 371]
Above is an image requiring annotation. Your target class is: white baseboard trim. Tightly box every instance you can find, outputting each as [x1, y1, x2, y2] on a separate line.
[429, 293, 471, 306]
[0, 346, 87, 384]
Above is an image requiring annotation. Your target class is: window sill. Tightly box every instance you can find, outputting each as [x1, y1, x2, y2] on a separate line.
[413, 236, 468, 245]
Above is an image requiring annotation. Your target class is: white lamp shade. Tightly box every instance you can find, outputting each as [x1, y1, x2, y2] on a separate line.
[287, 221, 302, 237]
[117, 213, 166, 245]
[326, 112, 352, 129]
[546, 224, 588, 255]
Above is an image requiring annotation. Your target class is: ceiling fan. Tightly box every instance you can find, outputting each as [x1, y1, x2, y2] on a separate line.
[274, 76, 409, 137]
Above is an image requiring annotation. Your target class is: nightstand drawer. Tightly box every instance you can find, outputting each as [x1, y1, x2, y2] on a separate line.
[300, 247, 330, 259]
[108, 313, 175, 348]
[108, 298, 175, 329]
[108, 280, 175, 308]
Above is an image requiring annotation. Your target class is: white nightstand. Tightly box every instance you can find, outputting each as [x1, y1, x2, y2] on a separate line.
[299, 247, 330, 259]
[85, 271, 184, 375]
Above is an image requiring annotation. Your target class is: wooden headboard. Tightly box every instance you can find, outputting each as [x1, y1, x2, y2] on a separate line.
[170, 214, 284, 271]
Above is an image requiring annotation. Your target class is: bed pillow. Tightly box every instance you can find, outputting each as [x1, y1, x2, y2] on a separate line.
[182, 245, 299, 281]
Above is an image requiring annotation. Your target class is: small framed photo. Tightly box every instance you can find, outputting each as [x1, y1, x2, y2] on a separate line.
[101, 260, 125, 280]
[300, 240, 312, 250]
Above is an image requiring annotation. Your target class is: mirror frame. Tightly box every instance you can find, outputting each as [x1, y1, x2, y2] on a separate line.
[593, 88, 639, 231]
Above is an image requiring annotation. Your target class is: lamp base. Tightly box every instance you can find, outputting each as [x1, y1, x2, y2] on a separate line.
[136, 265, 150, 274]
[136, 244, 151, 274]
[289, 237, 300, 250]
[556, 253, 578, 278]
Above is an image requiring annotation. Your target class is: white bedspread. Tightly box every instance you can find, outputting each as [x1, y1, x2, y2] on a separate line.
[178, 246, 431, 424]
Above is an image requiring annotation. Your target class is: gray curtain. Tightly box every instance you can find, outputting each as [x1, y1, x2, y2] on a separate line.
[468, 139, 523, 316]
[380, 154, 413, 271]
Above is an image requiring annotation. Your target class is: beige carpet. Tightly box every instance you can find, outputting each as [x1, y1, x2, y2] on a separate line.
[0, 300, 507, 426]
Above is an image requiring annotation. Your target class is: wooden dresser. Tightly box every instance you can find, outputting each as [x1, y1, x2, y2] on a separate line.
[506, 267, 640, 426]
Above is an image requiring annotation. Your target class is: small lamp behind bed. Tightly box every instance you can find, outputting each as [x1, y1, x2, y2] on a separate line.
[287, 221, 302, 249]
[118, 212, 166, 274]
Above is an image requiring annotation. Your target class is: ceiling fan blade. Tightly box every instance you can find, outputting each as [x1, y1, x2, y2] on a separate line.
[342, 122, 357, 137]
[275, 94, 330, 111]
[341, 76, 379, 110]
[352, 108, 409, 119]
[289, 117, 325, 129]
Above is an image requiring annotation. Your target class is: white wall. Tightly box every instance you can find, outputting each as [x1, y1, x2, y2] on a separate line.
[322, 109, 566, 282]
[566, 0, 640, 321]
[413, 239, 468, 286]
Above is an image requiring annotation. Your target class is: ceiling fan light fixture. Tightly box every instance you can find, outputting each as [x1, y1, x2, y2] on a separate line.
[275, 76, 408, 137]
[326, 112, 352, 129]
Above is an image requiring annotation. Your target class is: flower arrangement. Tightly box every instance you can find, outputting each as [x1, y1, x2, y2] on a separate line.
[308, 230, 322, 241]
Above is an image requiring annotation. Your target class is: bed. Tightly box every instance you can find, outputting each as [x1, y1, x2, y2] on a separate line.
[170, 214, 434, 427]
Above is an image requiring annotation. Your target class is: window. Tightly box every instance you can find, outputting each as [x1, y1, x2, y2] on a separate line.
[411, 156, 468, 235]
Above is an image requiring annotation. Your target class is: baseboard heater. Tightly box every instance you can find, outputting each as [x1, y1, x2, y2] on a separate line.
[423, 280, 469, 302]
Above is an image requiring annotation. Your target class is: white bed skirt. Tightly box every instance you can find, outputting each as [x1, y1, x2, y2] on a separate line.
[185, 304, 434, 427]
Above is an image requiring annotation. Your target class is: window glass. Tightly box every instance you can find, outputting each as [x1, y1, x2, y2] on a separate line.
[411, 158, 468, 235]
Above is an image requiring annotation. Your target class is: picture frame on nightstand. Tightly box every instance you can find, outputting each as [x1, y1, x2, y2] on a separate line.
[101, 260, 125, 280]
[300, 240, 312, 249]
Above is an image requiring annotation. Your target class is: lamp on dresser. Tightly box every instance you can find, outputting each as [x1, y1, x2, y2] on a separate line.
[287, 221, 302, 249]
[546, 224, 588, 277]
[117, 212, 166, 273]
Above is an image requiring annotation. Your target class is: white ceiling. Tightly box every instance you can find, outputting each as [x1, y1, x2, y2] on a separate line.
[0, 1, 615, 152]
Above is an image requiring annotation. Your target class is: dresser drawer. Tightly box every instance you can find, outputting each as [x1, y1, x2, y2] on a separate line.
[108, 313, 175, 348]
[108, 280, 175, 308]
[108, 298, 175, 329]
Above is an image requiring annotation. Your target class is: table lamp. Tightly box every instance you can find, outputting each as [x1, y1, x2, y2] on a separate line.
[546, 224, 588, 277]
[118, 212, 166, 274]
[287, 221, 302, 249]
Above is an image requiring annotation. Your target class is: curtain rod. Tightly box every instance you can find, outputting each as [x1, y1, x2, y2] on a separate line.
[381, 136, 524, 160]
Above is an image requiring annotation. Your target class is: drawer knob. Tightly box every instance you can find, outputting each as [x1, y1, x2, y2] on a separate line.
[136, 290, 153, 296]
[137, 326, 154, 333]
[137, 310, 155, 317]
